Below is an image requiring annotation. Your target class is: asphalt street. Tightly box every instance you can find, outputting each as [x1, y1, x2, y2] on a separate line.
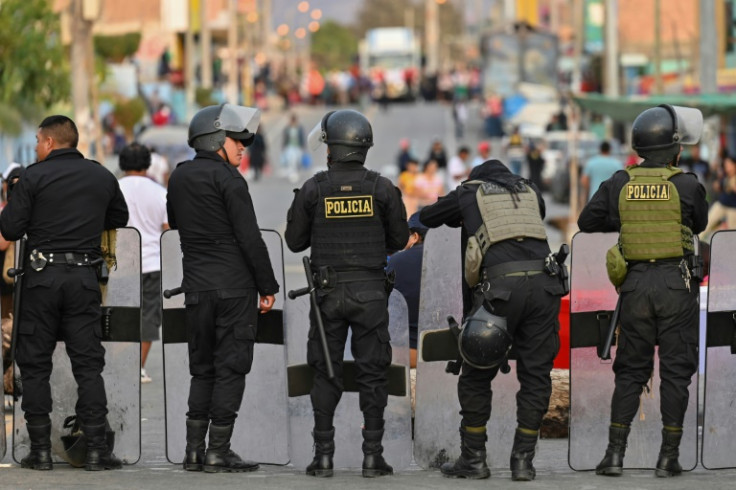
[5, 102, 732, 488]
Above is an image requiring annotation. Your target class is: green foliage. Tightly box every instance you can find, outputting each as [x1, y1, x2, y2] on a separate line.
[113, 97, 146, 137]
[93, 33, 142, 62]
[195, 87, 217, 108]
[0, 0, 70, 134]
[311, 21, 358, 70]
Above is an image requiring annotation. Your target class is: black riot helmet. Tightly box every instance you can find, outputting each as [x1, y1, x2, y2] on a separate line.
[632, 104, 703, 164]
[308, 109, 373, 164]
[188, 103, 260, 151]
[457, 304, 512, 370]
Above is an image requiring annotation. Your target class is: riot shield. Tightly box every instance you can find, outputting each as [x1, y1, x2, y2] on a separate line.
[285, 290, 412, 470]
[702, 230, 736, 469]
[413, 226, 520, 470]
[1, 298, 4, 460]
[13, 227, 142, 465]
[568, 232, 698, 471]
[160, 229, 289, 465]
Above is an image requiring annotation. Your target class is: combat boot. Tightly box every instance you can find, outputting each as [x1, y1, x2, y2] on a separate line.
[361, 419, 393, 478]
[595, 424, 630, 476]
[183, 418, 209, 471]
[83, 423, 122, 471]
[440, 426, 490, 479]
[510, 428, 538, 481]
[20, 423, 53, 470]
[203, 424, 259, 473]
[305, 428, 335, 477]
[655, 427, 683, 478]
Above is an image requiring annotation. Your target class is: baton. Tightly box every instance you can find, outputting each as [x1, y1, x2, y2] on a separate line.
[7, 237, 27, 363]
[599, 294, 622, 361]
[163, 286, 183, 299]
[288, 256, 335, 380]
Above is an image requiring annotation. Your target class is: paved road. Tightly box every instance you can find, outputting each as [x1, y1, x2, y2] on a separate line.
[7, 102, 727, 488]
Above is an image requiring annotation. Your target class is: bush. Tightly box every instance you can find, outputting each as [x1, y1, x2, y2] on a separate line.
[113, 97, 146, 138]
[195, 87, 217, 108]
[94, 33, 142, 62]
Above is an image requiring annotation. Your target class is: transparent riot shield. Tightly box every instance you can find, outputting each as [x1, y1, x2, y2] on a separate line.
[568, 232, 697, 471]
[285, 289, 412, 470]
[1, 298, 4, 459]
[160, 229, 289, 465]
[13, 227, 142, 465]
[703, 230, 736, 469]
[413, 226, 520, 470]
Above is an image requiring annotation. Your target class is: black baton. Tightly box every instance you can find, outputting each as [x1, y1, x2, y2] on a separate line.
[288, 256, 335, 381]
[7, 237, 27, 363]
[163, 286, 183, 299]
[599, 294, 621, 361]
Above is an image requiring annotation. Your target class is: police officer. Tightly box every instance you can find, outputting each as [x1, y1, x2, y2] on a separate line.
[0, 115, 129, 471]
[167, 103, 279, 473]
[285, 109, 408, 478]
[420, 160, 565, 481]
[578, 105, 708, 478]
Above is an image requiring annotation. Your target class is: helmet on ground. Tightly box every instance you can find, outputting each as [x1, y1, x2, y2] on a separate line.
[632, 104, 703, 163]
[458, 304, 512, 369]
[59, 416, 116, 468]
[188, 103, 260, 151]
[308, 109, 373, 163]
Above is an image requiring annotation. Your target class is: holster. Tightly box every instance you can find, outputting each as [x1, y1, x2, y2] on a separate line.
[688, 253, 704, 282]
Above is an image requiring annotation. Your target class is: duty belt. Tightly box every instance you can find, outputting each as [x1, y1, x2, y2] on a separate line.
[482, 259, 545, 280]
[333, 270, 386, 283]
[44, 252, 94, 266]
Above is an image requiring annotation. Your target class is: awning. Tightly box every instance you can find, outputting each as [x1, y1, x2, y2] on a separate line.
[572, 93, 736, 121]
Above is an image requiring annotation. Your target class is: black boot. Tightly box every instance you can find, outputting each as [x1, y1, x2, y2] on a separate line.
[183, 419, 209, 471]
[440, 426, 490, 479]
[306, 428, 335, 477]
[83, 423, 122, 471]
[510, 428, 538, 481]
[203, 424, 259, 473]
[20, 423, 53, 470]
[655, 428, 683, 478]
[362, 428, 393, 478]
[595, 425, 630, 476]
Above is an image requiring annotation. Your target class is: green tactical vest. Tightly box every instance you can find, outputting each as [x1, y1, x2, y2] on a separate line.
[618, 165, 694, 261]
[470, 180, 547, 255]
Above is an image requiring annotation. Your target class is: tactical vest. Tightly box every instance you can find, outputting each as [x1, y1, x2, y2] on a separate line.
[310, 169, 386, 270]
[618, 165, 693, 261]
[469, 180, 548, 255]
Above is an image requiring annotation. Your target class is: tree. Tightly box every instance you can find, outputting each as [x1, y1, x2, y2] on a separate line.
[311, 21, 359, 71]
[0, 0, 70, 134]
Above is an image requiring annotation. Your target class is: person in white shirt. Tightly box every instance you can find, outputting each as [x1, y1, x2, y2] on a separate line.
[146, 146, 170, 187]
[118, 143, 169, 383]
[447, 146, 471, 189]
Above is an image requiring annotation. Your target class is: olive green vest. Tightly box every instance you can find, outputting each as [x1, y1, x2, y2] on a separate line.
[618, 165, 693, 261]
[471, 180, 547, 255]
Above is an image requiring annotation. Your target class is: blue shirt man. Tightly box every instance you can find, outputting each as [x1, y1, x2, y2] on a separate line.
[582, 141, 623, 202]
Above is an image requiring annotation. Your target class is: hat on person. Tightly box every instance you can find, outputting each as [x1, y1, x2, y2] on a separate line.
[2, 162, 21, 181]
[408, 212, 428, 232]
[477, 141, 490, 153]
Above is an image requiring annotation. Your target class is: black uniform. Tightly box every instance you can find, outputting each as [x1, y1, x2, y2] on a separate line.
[166, 150, 279, 426]
[0, 148, 129, 426]
[420, 161, 564, 431]
[578, 162, 708, 427]
[285, 161, 408, 427]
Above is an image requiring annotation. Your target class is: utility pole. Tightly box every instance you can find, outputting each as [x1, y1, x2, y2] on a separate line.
[70, 0, 94, 156]
[604, 0, 619, 97]
[201, 0, 213, 89]
[653, 0, 663, 94]
[185, 0, 195, 116]
[700, 0, 717, 94]
[226, 0, 239, 103]
[425, 0, 439, 74]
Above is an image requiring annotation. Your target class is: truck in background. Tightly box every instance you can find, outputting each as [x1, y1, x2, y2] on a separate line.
[359, 27, 421, 102]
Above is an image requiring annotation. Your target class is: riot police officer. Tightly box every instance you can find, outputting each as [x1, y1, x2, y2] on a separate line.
[0, 115, 129, 470]
[419, 160, 565, 481]
[166, 103, 279, 473]
[285, 109, 409, 478]
[578, 105, 708, 478]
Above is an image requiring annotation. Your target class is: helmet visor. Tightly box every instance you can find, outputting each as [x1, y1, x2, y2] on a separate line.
[672, 106, 703, 145]
[217, 104, 261, 134]
[307, 120, 325, 151]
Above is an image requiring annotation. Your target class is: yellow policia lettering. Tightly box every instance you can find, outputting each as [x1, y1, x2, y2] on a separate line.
[324, 196, 374, 218]
[625, 183, 670, 200]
